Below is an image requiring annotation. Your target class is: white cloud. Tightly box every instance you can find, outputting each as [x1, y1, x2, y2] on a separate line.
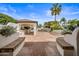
[27, 11, 55, 23]
[8, 5, 16, 13]
[46, 10, 51, 17]
[0, 5, 17, 13]
[29, 13, 39, 19]
[71, 11, 79, 15]
[16, 13, 39, 21]
[60, 5, 79, 16]
[0, 11, 20, 19]
[3, 5, 20, 19]
[0, 5, 17, 17]
[0, 7, 8, 12]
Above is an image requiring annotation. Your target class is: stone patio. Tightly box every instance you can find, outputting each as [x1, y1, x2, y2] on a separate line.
[17, 31, 63, 56]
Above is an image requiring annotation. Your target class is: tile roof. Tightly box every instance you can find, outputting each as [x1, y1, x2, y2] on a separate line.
[16, 19, 38, 23]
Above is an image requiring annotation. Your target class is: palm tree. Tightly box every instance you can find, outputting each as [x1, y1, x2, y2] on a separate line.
[51, 3, 62, 21]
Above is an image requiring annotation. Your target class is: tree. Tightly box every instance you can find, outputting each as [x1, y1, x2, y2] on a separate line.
[44, 22, 51, 28]
[76, 20, 79, 26]
[67, 19, 78, 31]
[60, 17, 66, 27]
[44, 21, 62, 30]
[50, 3, 62, 21]
[50, 21, 62, 30]
[68, 19, 77, 26]
[38, 24, 42, 28]
[0, 13, 16, 25]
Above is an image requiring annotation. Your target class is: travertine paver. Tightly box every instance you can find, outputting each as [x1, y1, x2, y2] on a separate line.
[25, 31, 63, 42]
[17, 31, 63, 56]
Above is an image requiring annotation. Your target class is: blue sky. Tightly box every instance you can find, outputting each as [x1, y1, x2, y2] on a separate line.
[0, 3, 79, 24]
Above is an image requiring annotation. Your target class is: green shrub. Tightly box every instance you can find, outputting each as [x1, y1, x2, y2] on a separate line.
[44, 21, 62, 31]
[0, 26, 16, 37]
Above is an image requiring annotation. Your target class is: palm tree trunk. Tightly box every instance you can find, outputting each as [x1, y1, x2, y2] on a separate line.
[55, 15, 56, 21]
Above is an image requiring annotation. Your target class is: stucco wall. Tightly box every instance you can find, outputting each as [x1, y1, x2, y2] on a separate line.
[0, 33, 19, 48]
[64, 27, 79, 55]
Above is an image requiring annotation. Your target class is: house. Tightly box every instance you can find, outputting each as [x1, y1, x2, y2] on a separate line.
[16, 19, 38, 36]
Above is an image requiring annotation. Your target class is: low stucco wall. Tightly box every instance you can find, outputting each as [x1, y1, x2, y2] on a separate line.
[64, 28, 79, 56]
[0, 32, 19, 48]
[13, 39, 25, 56]
[57, 43, 74, 56]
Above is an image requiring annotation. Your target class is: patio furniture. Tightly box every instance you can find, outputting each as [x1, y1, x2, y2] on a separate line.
[56, 27, 79, 56]
[0, 37, 25, 56]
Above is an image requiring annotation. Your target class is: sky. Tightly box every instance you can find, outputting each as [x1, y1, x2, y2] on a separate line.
[0, 3, 79, 24]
